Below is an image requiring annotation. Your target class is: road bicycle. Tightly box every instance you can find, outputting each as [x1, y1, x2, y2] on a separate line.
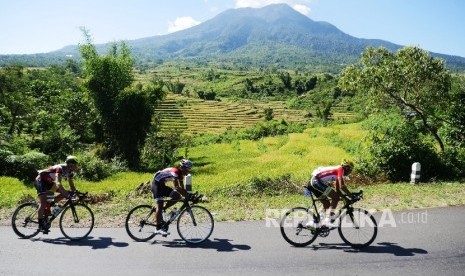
[280, 187, 377, 249]
[11, 191, 94, 241]
[125, 192, 214, 244]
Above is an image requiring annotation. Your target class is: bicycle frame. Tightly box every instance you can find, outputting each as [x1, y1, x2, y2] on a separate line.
[281, 187, 376, 248]
[159, 195, 198, 227]
[134, 194, 197, 229]
[305, 187, 362, 225]
[46, 191, 88, 223]
[125, 191, 213, 243]
[12, 191, 94, 240]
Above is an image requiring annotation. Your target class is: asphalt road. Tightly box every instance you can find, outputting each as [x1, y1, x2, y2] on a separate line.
[1, 206, 464, 276]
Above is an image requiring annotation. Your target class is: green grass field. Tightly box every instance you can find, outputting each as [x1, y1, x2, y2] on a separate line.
[1, 122, 464, 226]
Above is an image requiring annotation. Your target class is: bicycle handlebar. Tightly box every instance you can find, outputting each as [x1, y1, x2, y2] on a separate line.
[68, 190, 88, 201]
[186, 191, 203, 204]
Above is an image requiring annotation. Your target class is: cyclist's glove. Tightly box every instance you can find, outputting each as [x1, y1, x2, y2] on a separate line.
[67, 190, 75, 199]
[352, 194, 361, 202]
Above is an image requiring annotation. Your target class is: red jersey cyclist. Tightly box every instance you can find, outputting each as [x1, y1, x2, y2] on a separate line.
[151, 159, 192, 236]
[34, 156, 78, 233]
[306, 160, 355, 228]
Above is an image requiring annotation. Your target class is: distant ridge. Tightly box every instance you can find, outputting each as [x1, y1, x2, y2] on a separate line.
[1, 4, 465, 72]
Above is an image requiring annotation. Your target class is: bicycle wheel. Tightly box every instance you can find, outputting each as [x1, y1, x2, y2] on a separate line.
[338, 207, 377, 248]
[177, 205, 214, 244]
[280, 207, 319, 247]
[11, 202, 41, 239]
[125, 205, 157, 242]
[59, 203, 94, 241]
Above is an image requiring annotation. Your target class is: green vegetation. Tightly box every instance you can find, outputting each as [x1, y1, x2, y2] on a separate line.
[2, 40, 465, 227]
[1, 122, 464, 226]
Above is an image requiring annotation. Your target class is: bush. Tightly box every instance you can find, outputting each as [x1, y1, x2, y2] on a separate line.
[437, 148, 465, 179]
[0, 149, 14, 175]
[141, 129, 183, 171]
[2, 151, 51, 182]
[77, 154, 127, 182]
[357, 113, 444, 182]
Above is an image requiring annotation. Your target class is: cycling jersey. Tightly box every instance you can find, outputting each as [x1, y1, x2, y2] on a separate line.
[38, 164, 75, 183]
[153, 167, 184, 184]
[312, 166, 344, 183]
[151, 167, 185, 201]
[35, 164, 74, 194]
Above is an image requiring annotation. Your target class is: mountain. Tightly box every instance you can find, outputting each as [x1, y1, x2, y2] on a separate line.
[2, 4, 465, 72]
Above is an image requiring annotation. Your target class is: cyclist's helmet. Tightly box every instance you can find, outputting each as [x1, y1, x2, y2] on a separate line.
[65, 155, 78, 165]
[341, 159, 354, 171]
[180, 159, 193, 170]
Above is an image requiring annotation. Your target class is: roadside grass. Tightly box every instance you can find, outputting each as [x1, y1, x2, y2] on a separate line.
[1, 122, 464, 226]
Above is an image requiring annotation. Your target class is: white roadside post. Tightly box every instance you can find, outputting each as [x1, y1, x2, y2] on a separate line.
[184, 173, 192, 191]
[410, 162, 421, 184]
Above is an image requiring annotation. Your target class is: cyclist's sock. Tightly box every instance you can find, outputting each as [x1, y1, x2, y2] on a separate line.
[329, 212, 336, 222]
[38, 218, 44, 229]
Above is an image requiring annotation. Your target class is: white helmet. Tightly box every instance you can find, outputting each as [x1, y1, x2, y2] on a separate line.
[65, 155, 78, 164]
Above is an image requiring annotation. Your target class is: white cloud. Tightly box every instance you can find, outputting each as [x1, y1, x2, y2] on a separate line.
[234, 0, 312, 15]
[293, 4, 311, 15]
[168, 17, 201, 33]
[235, 0, 281, 8]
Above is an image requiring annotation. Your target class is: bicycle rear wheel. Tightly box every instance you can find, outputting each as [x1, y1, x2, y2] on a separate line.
[177, 205, 214, 244]
[338, 207, 377, 248]
[59, 203, 94, 241]
[11, 202, 41, 239]
[125, 205, 157, 242]
[280, 207, 319, 247]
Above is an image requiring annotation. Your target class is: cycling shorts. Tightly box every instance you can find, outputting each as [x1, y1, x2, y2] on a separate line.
[34, 175, 57, 195]
[308, 176, 333, 199]
[151, 180, 176, 202]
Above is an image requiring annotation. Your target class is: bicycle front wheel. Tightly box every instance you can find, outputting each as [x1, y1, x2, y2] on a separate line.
[338, 207, 377, 248]
[280, 207, 319, 247]
[11, 202, 41, 239]
[177, 205, 214, 244]
[59, 203, 94, 241]
[125, 205, 157, 242]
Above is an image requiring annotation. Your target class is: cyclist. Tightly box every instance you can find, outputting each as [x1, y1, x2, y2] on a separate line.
[151, 159, 192, 236]
[34, 156, 78, 233]
[306, 159, 355, 228]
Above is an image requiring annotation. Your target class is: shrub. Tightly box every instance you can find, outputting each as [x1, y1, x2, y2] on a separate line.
[357, 113, 444, 182]
[141, 129, 183, 171]
[0, 149, 14, 175]
[77, 154, 127, 182]
[3, 151, 51, 182]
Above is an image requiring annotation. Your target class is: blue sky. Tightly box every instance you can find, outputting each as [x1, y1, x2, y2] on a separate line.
[0, 0, 463, 57]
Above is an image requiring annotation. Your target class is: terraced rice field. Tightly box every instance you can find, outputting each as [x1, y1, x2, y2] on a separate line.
[154, 95, 309, 135]
[155, 94, 356, 135]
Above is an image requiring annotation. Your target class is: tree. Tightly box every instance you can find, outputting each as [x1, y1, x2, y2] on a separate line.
[440, 75, 465, 148]
[278, 71, 292, 89]
[79, 28, 165, 168]
[27, 66, 92, 159]
[0, 66, 33, 136]
[339, 46, 451, 152]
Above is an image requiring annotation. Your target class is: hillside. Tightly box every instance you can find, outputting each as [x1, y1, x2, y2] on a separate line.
[1, 4, 465, 72]
[154, 93, 356, 135]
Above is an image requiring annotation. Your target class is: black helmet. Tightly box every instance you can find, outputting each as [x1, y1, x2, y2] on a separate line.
[179, 159, 193, 169]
